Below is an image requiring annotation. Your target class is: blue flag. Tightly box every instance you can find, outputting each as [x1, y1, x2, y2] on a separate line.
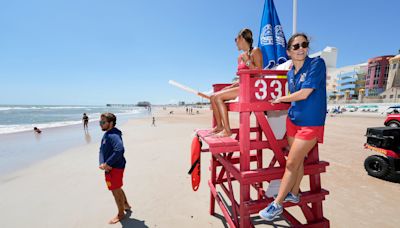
[258, 0, 288, 69]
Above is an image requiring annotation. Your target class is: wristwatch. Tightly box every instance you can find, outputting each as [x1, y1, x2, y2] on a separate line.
[245, 60, 251, 67]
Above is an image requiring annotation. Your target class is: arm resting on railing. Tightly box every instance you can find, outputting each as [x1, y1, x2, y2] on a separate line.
[274, 88, 313, 103]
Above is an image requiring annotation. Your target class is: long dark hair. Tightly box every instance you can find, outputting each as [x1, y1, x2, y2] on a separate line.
[238, 28, 253, 53]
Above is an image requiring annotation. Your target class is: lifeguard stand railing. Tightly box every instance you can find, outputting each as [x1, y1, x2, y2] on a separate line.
[196, 69, 329, 228]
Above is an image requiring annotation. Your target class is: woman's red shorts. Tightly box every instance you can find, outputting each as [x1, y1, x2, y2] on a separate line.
[286, 117, 324, 143]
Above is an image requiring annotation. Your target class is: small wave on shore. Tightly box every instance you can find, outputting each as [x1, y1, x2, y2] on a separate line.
[0, 105, 147, 134]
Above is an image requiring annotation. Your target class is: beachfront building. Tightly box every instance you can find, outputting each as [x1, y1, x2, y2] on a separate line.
[365, 55, 394, 97]
[309, 47, 338, 98]
[335, 63, 368, 100]
[380, 52, 400, 102]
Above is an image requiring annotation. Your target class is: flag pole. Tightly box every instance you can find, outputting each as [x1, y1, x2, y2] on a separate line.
[292, 0, 297, 34]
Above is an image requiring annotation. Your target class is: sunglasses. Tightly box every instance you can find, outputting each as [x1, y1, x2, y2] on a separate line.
[290, 41, 309, 51]
[99, 120, 107, 125]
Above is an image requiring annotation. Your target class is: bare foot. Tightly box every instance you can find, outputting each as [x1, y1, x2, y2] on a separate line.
[205, 127, 223, 137]
[108, 213, 125, 224]
[212, 130, 232, 138]
[124, 203, 132, 211]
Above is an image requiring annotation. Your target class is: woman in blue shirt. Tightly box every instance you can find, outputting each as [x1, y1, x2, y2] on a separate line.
[259, 33, 327, 221]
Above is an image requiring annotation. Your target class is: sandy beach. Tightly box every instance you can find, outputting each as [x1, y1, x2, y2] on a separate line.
[0, 108, 399, 228]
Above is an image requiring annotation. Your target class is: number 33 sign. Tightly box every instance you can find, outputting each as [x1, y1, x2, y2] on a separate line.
[251, 78, 288, 101]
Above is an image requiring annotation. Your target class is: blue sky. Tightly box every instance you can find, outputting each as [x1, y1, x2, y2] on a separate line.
[1, 0, 399, 105]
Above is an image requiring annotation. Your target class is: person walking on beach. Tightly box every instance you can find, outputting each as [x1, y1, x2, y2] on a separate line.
[258, 33, 327, 221]
[98, 113, 131, 224]
[82, 113, 89, 130]
[209, 28, 263, 137]
[151, 117, 156, 127]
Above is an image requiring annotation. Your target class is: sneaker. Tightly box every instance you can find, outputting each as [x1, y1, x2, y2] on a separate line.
[258, 202, 283, 221]
[272, 192, 300, 204]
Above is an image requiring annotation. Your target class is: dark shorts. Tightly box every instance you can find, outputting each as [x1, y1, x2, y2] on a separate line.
[105, 168, 124, 191]
[286, 117, 324, 143]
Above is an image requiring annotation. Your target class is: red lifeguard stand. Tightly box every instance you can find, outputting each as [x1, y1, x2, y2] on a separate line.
[196, 69, 329, 227]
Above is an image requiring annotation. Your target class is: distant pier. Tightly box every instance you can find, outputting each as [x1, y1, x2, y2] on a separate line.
[106, 104, 137, 107]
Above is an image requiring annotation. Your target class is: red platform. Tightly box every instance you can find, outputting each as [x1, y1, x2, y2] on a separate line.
[196, 69, 329, 227]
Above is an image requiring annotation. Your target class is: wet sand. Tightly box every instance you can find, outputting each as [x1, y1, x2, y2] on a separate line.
[0, 114, 142, 175]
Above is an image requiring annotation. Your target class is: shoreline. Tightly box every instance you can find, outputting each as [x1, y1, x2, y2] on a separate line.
[0, 112, 150, 176]
[0, 108, 147, 135]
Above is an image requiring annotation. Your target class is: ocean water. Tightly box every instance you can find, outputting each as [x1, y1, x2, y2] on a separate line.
[0, 105, 147, 134]
[0, 105, 150, 176]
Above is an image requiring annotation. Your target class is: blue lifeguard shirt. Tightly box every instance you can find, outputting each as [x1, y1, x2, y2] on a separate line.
[287, 56, 327, 126]
[99, 127, 126, 168]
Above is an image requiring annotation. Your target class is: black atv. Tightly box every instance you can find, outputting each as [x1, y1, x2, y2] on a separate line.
[364, 127, 400, 181]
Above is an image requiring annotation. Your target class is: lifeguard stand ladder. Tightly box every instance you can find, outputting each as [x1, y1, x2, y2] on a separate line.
[196, 69, 329, 228]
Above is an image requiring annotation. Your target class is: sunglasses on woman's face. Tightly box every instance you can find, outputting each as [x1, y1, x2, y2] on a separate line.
[291, 41, 309, 51]
[235, 37, 241, 43]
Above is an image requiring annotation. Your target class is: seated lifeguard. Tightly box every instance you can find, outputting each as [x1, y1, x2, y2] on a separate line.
[209, 28, 263, 137]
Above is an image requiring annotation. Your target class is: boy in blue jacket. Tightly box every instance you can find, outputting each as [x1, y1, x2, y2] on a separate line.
[99, 113, 131, 224]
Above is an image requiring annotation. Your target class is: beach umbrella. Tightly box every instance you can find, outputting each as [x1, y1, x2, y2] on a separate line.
[258, 0, 288, 69]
